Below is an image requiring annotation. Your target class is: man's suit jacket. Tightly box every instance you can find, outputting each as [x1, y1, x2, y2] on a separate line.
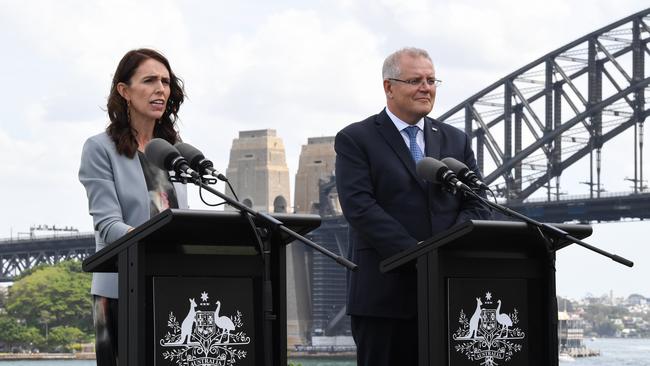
[79, 132, 188, 299]
[335, 109, 491, 319]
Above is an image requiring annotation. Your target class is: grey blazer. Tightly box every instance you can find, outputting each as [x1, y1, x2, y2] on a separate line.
[79, 132, 188, 298]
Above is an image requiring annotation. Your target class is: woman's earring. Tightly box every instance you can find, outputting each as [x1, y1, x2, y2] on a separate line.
[126, 100, 131, 124]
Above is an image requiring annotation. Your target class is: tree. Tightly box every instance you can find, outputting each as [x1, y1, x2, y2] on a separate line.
[5, 260, 92, 333]
[594, 320, 620, 336]
[0, 314, 43, 352]
[0, 288, 6, 309]
[47, 326, 88, 352]
[39, 310, 55, 340]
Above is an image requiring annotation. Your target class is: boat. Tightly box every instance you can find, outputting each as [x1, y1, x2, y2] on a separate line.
[558, 310, 600, 358]
[559, 352, 575, 362]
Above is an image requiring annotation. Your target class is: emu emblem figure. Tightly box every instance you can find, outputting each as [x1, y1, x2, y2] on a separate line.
[214, 300, 236, 343]
[496, 300, 513, 338]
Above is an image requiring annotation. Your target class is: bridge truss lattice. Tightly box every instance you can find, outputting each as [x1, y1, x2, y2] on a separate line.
[438, 8, 650, 203]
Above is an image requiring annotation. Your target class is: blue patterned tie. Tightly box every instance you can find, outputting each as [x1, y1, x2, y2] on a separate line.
[404, 126, 424, 163]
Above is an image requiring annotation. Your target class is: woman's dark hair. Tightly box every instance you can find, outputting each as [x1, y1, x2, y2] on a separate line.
[106, 48, 185, 157]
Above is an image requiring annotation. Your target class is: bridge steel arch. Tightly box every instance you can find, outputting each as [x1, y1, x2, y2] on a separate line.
[438, 8, 650, 203]
[0, 234, 95, 281]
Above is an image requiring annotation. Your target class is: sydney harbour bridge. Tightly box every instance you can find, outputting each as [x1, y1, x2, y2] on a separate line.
[1, 8, 649, 293]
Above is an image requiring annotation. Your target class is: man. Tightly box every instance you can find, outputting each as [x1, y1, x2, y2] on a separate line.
[335, 47, 491, 365]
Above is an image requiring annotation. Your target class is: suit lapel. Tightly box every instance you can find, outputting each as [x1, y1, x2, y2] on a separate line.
[375, 110, 425, 188]
[424, 117, 440, 159]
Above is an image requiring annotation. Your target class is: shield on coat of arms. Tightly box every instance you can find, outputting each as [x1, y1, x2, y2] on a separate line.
[195, 311, 216, 337]
[480, 309, 497, 333]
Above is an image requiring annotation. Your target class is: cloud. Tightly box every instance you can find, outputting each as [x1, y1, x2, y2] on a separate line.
[202, 9, 385, 119]
[0, 0, 647, 299]
[0, 0, 647, 233]
[176, 8, 387, 206]
[1, 0, 193, 78]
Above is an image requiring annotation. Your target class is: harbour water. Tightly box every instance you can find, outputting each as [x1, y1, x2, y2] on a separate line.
[0, 339, 647, 365]
[558, 338, 650, 365]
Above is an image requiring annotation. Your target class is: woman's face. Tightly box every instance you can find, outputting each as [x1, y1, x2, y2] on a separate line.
[119, 58, 171, 123]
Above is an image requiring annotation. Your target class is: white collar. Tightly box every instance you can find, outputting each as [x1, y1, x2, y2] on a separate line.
[385, 107, 425, 132]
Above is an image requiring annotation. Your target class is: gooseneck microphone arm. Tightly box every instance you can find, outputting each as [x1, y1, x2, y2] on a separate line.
[146, 139, 358, 271]
[189, 177, 358, 270]
[465, 189, 633, 267]
[417, 157, 634, 268]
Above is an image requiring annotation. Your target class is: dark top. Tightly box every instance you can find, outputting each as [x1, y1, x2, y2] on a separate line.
[335, 109, 492, 318]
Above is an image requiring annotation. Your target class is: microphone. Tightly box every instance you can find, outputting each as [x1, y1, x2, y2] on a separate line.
[441, 157, 489, 191]
[175, 142, 228, 182]
[144, 138, 199, 180]
[416, 157, 473, 193]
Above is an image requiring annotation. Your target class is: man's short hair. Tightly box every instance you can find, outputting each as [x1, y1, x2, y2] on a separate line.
[382, 47, 433, 80]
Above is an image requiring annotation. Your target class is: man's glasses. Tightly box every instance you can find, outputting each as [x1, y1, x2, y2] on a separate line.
[388, 77, 442, 87]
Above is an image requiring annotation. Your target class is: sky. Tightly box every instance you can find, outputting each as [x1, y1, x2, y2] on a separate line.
[0, 0, 647, 300]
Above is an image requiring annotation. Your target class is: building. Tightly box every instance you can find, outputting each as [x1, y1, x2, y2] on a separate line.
[225, 129, 290, 213]
[294, 136, 337, 215]
[293, 136, 350, 346]
[225, 129, 311, 347]
[225, 130, 352, 349]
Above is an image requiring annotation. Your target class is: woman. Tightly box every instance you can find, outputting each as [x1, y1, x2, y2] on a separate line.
[79, 48, 188, 365]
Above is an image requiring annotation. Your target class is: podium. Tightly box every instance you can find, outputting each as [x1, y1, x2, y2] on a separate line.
[82, 208, 320, 366]
[380, 220, 592, 366]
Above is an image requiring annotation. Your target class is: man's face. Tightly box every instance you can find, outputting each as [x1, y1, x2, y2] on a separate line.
[384, 55, 436, 124]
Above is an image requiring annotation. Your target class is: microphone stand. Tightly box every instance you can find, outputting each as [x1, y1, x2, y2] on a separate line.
[180, 174, 358, 365]
[460, 186, 633, 267]
[188, 177, 358, 270]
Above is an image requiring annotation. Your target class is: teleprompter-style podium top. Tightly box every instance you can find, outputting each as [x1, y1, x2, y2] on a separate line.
[381, 219, 592, 273]
[83, 208, 321, 273]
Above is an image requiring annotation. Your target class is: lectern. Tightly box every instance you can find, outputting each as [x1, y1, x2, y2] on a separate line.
[381, 220, 591, 366]
[82, 208, 320, 366]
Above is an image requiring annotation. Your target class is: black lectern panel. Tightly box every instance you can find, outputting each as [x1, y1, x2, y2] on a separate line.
[153, 277, 256, 366]
[84, 209, 321, 273]
[380, 219, 592, 366]
[447, 278, 529, 366]
[83, 209, 321, 366]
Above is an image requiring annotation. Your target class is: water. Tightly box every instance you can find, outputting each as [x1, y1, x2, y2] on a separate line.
[289, 358, 356, 366]
[0, 339, 647, 365]
[559, 338, 650, 365]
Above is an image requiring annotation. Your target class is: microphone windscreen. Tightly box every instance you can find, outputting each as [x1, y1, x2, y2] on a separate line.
[441, 157, 469, 175]
[175, 142, 204, 169]
[145, 138, 179, 171]
[416, 157, 447, 184]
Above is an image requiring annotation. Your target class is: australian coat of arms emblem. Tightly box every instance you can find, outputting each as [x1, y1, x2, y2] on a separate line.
[159, 291, 251, 366]
[452, 292, 525, 366]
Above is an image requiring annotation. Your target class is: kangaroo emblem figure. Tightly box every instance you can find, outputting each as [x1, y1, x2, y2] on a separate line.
[174, 298, 197, 345]
[466, 297, 483, 339]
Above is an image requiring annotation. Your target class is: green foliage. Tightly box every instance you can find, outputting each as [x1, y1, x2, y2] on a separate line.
[581, 303, 630, 337]
[0, 260, 94, 352]
[0, 314, 43, 350]
[46, 326, 88, 352]
[583, 303, 630, 320]
[5, 260, 92, 333]
[593, 320, 621, 336]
